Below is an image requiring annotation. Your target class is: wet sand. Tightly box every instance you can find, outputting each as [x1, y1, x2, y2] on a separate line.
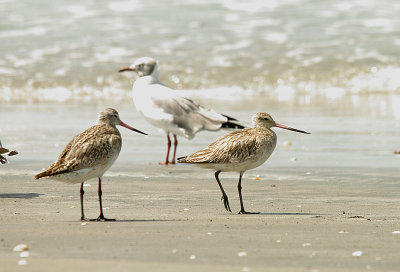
[1, 163, 400, 271]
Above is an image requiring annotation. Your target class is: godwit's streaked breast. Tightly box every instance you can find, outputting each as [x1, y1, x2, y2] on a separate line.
[178, 112, 310, 214]
[35, 108, 147, 221]
[118, 57, 244, 165]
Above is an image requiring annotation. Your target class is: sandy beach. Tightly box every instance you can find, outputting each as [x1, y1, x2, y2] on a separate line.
[1, 158, 400, 271]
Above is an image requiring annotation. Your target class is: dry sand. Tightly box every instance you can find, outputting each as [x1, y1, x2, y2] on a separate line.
[1, 164, 400, 271]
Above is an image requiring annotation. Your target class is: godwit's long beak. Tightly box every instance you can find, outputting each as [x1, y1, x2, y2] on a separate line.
[274, 123, 310, 134]
[119, 121, 148, 135]
[118, 67, 136, 73]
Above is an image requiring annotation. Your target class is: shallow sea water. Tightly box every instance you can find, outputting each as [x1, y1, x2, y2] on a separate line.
[0, 0, 399, 186]
[1, 102, 398, 186]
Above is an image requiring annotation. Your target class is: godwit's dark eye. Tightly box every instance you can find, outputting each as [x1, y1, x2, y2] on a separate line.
[264, 117, 269, 121]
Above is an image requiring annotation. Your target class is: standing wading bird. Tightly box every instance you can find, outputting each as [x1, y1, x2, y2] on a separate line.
[34, 108, 147, 221]
[178, 112, 310, 214]
[118, 57, 244, 165]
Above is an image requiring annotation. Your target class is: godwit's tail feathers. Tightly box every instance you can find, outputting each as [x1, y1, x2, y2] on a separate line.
[34, 168, 69, 179]
[177, 156, 187, 163]
[177, 155, 211, 164]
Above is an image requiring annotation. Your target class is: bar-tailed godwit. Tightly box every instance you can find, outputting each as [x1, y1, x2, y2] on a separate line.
[35, 108, 147, 221]
[178, 112, 310, 214]
[118, 57, 243, 165]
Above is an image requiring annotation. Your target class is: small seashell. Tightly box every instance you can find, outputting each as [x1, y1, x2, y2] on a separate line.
[189, 254, 196, 260]
[238, 251, 247, 257]
[311, 251, 317, 257]
[338, 231, 349, 234]
[290, 157, 297, 162]
[20, 251, 29, 258]
[302, 243, 311, 247]
[254, 175, 261, 181]
[352, 251, 363, 257]
[207, 232, 212, 235]
[83, 184, 91, 187]
[70, 206, 76, 209]
[172, 249, 177, 254]
[392, 231, 400, 234]
[283, 141, 292, 148]
[183, 208, 189, 211]
[81, 222, 88, 226]
[13, 244, 28, 252]
[18, 259, 27, 265]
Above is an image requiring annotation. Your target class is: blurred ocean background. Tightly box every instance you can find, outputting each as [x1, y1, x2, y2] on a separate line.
[1, 0, 400, 116]
[1, 0, 400, 176]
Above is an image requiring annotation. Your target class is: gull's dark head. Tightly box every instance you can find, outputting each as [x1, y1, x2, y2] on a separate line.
[118, 57, 159, 77]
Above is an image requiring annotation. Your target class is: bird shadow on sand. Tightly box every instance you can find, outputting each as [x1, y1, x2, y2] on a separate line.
[234, 212, 328, 216]
[110, 219, 182, 223]
[0, 193, 42, 199]
[73, 219, 183, 223]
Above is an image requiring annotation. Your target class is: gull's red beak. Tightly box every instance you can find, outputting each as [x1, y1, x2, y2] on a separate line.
[118, 67, 136, 73]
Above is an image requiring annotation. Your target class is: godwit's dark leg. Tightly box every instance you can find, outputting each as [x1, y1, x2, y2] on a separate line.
[238, 172, 259, 214]
[214, 170, 231, 212]
[159, 133, 171, 165]
[95, 177, 115, 221]
[80, 182, 86, 221]
[170, 134, 178, 164]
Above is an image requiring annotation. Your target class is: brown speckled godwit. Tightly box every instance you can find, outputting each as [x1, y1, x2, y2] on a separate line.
[178, 112, 310, 214]
[118, 57, 244, 165]
[35, 108, 147, 221]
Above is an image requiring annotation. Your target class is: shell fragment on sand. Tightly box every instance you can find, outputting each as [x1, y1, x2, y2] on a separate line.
[13, 244, 29, 252]
[352, 251, 363, 257]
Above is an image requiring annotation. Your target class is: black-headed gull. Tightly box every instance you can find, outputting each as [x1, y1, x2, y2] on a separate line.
[119, 57, 244, 165]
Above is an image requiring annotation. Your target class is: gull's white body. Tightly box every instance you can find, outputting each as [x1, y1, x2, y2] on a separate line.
[132, 69, 228, 139]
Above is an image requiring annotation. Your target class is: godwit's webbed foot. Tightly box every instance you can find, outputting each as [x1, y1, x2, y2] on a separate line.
[238, 210, 260, 215]
[221, 194, 231, 212]
[93, 214, 116, 221]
